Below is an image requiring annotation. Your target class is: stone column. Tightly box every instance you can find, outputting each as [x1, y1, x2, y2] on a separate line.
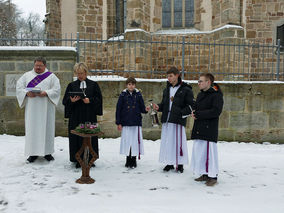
[126, 0, 150, 32]
[150, 0, 162, 32]
[77, 0, 104, 39]
[211, 0, 242, 30]
[45, 0, 62, 45]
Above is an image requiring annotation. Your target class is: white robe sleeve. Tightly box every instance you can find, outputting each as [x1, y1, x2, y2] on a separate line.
[45, 74, 61, 106]
[16, 73, 28, 108]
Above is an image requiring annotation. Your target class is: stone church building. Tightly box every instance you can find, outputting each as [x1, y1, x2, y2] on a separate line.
[44, 0, 284, 79]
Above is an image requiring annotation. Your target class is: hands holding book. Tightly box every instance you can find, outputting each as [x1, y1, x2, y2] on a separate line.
[70, 96, 90, 104]
[26, 91, 47, 97]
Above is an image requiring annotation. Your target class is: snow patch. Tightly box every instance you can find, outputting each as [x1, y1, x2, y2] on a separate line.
[154, 24, 243, 35]
[83, 75, 284, 84]
[0, 135, 283, 212]
[0, 46, 76, 51]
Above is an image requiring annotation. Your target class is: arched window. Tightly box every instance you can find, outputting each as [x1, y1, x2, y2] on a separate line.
[162, 0, 194, 28]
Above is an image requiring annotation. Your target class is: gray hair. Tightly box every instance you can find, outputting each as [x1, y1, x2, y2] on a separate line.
[34, 56, 47, 66]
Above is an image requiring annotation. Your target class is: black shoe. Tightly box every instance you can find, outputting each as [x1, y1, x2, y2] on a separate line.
[163, 165, 175, 172]
[27, 156, 38, 163]
[75, 162, 81, 168]
[44, 154, 54, 161]
[177, 165, 184, 173]
[125, 156, 131, 167]
[131, 157, 137, 168]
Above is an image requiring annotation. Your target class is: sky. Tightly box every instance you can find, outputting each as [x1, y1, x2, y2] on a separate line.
[12, 0, 46, 20]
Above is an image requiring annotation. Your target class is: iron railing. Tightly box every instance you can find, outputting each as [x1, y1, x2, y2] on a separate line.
[0, 33, 283, 81]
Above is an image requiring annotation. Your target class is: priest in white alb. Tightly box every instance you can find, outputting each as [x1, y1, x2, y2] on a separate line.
[16, 57, 61, 163]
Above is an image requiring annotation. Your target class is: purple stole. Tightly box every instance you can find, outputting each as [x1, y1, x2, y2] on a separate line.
[27, 71, 52, 88]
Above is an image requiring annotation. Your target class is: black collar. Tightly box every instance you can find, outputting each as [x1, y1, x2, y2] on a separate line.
[167, 77, 182, 88]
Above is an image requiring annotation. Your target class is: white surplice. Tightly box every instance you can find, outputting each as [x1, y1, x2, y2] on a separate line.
[16, 69, 61, 157]
[159, 85, 189, 165]
[120, 126, 144, 157]
[190, 139, 219, 178]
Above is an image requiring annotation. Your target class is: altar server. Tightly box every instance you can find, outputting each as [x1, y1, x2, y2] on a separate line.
[115, 77, 148, 168]
[153, 67, 194, 173]
[190, 73, 223, 186]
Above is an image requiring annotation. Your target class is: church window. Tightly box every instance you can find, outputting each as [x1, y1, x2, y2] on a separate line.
[276, 24, 284, 52]
[162, 0, 194, 28]
[116, 0, 126, 35]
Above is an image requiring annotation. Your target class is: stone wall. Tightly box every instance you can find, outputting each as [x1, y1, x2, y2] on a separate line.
[126, 0, 151, 32]
[244, 0, 284, 43]
[49, 0, 284, 44]
[0, 48, 76, 136]
[1, 74, 284, 143]
[78, 24, 284, 82]
[211, 0, 242, 30]
[77, 0, 104, 39]
[102, 81, 284, 143]
[78, 26, 270, 80]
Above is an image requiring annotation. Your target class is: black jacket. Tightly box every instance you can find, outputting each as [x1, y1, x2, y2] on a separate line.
[191, 83, 223, 142]
[115, 88, 147, 126]
[158, 78, 194, 126]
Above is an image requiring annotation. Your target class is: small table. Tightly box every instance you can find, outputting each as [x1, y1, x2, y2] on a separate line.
[70, 130, 103, 184]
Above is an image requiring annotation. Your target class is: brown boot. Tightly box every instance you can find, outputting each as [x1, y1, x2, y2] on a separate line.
[194, 174, 209, 182]
[205, 178, 217, 186]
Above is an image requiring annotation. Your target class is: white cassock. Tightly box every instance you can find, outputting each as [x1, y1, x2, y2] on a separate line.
[16, 69, 61, 157]
[190, 139, 219, 178]
[120, 126, 144, 158]
[159, 85, 189, 165]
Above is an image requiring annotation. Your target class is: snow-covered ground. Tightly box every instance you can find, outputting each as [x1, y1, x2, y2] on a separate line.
[0, 135, 284, 213]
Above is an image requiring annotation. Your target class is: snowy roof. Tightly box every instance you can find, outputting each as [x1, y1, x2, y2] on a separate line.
[154, 24, 243, 35]
[0, 46, 77, 51]
[125, 28, 150, 34]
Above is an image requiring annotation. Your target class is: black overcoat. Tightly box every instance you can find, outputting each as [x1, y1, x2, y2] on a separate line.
[62, 78, 103, 162]
[191, 83, 223, 142]
[158, 78, 194, 126]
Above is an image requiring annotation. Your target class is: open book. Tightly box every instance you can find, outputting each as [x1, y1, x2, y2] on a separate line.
[182, 105, 193, 118]
[26, 87, 41, 93]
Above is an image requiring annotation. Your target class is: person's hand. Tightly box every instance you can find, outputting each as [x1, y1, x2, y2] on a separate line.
[26, 91, 36, 97]
[82, 97, 90, 104]
[153, 103, 159, 111]
[37, 91, 47, 97]
[70, 96, 81, 102]
[146, 106, 150, 111]
[117, 124, 122, 131]
[191, 111, 197, 120]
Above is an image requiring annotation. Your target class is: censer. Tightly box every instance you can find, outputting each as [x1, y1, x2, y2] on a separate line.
[148, 99, 160, 127]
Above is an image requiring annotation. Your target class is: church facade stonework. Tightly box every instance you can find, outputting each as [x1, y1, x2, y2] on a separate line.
[44, 0, 283, 80]
[45, 0, 284, 42]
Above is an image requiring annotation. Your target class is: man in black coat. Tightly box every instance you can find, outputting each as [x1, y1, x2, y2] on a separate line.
[153, 67, 194, 173]
[63, 63, 103, 168]
[190, 73, 223, 186]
